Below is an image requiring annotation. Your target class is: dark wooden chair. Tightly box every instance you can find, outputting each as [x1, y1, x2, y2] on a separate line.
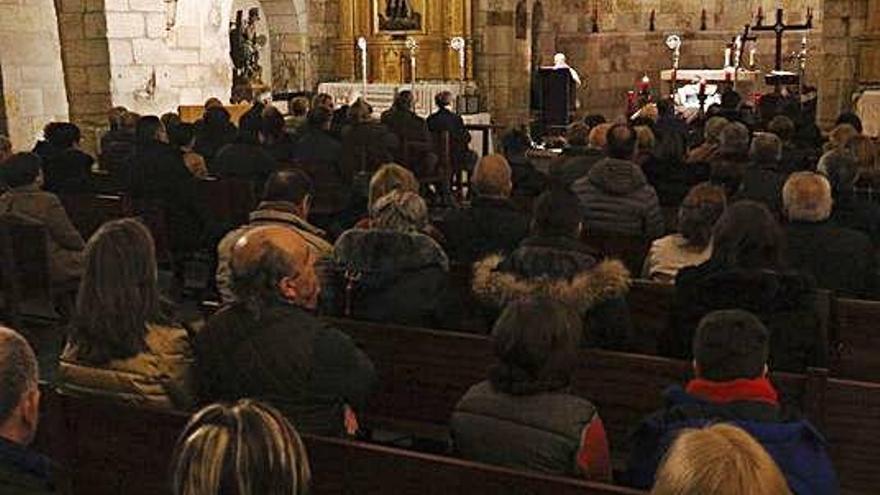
[830, 297, 880, 382]
[59, 194, 129, 240]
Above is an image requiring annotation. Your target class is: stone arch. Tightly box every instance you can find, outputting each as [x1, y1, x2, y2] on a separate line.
[255, 0, 310, 91]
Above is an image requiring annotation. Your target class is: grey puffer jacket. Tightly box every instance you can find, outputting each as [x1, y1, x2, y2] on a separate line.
[572, 157, 665, 239]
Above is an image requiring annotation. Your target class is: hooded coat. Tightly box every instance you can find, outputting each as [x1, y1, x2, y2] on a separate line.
[571, 157, 665, 239]
[326, 229, 466, 330]
[472, 235, 632, 350]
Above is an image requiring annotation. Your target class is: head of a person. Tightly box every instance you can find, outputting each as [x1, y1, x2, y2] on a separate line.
[46, 122, 81, 150]
[718, 121, 750, 157]
[827, 123, 859, 151]
[651, 423, 791, 495]
[171, 400, 310, 495]
[531, 187, 583, 238]
[836, 111, 863, 134]
[634, 126, 656, 153]
[167, 122, 196, 149]
[290, 97, 310, 117]
[435, 90, 454, 109]
[370, 190, 428, 233]
[588, 123, 612, 150]
[846, 135, 878, 179]
[720, 89, 742, 110]
[108, 106, 129, 130]
[120, 110, 140, 132]
[553, 53, 567, 66]
[73, 219, 162, 365]
[230, 226, 320, 311]
[501, 128, 532, 158]
[306, 106, 333, 132]
[678, 183, 727, 249]
[711, 201, 784, 271]
[583, 114, 607, 129]
[472, 154, 513, 199]
[566, 122, 591, 147]
[135, 115, 167, 146]
[260, 105, 286, 141]
[639, 103, 659, 123]
[657, 98, 675, 117]
[204, 97, 224, 110]
[238, 107, 263, 144]
[348, 98, 373, 124]
[693, 309, 769, 381]
[368, 163, 419, 209]
[489, 296, 581, 395]
[767, 115, 795, 143]
[161, 112, 182, 131]
[703, 117, 730, 146]
[783, 172, 833, 223]
[818, 149, 860, 193]
[0, 327, 39, 447]
[393, 90, 415, 112]
[1, 153, 43, 189]
[749, 132, 782, 166]
[262, 169, 314, 217]
[605, 124, 637, 160]
[312, 93, 334, 112]
[203, 106, 232, 134]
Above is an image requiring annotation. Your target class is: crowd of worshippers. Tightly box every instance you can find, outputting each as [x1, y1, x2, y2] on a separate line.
[0, 87, 874, 493]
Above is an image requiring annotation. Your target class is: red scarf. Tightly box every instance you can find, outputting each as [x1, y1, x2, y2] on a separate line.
[685, 377, 779, 406]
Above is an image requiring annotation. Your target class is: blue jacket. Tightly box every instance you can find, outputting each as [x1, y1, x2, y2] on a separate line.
[623, 385, 838, 495]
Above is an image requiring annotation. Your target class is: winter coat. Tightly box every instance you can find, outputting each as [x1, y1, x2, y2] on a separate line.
[440, 196, 530, 264]
[58, 323, 196, 410]
[196, 301, 376, 436]
[452, 380, 609, 480]
[99, 129, 136, 186]
[735, 164, 787, 214]
[572, 157, 665, 239]
[831, 191, 880, 245]
[641, 234, 711, 284]
[784, 221, 876, 299]
[210, 141, 278, 186]
[39, 147, 95, 195]
[339, 122, 400, 186]
[292, 127, 349, 215]
[0, 437, 57, 495]
[325, 229, 466, 330]
[549, 146, 605, 187]
[472, 235, 633, 350]
[664, 260, 827, 373]
[427, 107, 474, 167]
[216, 202, 334, 304]
[0, 185, 84, 283]
[624, 384, 838, 495]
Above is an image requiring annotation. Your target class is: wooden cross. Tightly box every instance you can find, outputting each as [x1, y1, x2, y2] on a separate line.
[751, 8, 813, 72]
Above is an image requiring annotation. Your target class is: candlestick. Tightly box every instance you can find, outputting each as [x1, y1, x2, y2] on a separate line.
[357, 36, 368, 98]
[724, 47, 732, 67]
[749, 47, 756, 67]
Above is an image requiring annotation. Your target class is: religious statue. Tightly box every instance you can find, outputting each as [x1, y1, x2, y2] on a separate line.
[378, 0, 423, 32]
[230, 8, 267, 87]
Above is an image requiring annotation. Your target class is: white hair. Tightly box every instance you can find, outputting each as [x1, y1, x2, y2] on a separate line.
[783, 172, 833, 222]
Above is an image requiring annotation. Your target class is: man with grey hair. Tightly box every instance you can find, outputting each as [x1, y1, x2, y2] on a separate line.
[783, 172, 876, 298]
[0, 327, 54, 494]
[819, 149, 880, 244]
[736, 132, 786, 214]
[441, 154, 530, 263]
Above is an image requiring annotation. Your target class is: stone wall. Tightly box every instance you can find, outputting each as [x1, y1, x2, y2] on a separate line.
[0, 0, 69, 150]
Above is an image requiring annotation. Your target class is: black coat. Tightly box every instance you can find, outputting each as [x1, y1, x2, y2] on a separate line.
[293, 128, 349, 215]
[326, 229, 467, 330]
[211, 141, 278, 186]
[549, 146, 605, 187]
[832, 192, 880, 245]
[339, 122, 400, 185]
[440, 196, 530, 264]
[664, 260, 827, 373]
[196, 302, 376, 436]
[99, 129, 136, 186]
[427, 107, 472, 165]
[784, 221, 876, 299]
[40, 148, 95, 195]
[473, 235, 633, 350]
[735, 164, 787, 215]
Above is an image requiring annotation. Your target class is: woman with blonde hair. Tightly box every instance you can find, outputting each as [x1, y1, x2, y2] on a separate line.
[651, 423, 791, 495]
[847, 134, 880, 188]
[171, 400, 310, 495]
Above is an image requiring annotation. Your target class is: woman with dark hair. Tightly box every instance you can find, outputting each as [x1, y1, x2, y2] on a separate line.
[167, 122, 208, 178]
[260, 105, 296, 164]
[211, 105, 278, 186]
[194, 106, 238, 162]
[643, 183, 726, 283]
[473, 187, 632, 349]
[58, 218, 195, 409]
[662, 201, 826, 373]
[35, 122, 95, 194]
[452, 296, 611, 480]
[171, 400, 310, 495]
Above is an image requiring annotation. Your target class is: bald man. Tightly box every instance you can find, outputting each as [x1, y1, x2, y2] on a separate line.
[0, 327, 54, 494]
[196, 226, 376, 435]
[440, 154, 530, 263]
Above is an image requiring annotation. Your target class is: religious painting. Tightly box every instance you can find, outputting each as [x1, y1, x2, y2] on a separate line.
[374, 0, 426, 34]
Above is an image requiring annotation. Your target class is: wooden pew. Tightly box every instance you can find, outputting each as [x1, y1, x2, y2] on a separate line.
[830, 297, 880, 382]
[35, 388, 642, 495]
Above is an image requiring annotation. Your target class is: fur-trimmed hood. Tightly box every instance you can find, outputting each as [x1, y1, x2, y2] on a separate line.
[334, 229, 449, 288]
[472, 248, 631, 314]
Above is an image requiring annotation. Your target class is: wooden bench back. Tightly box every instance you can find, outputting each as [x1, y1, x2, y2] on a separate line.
[830, 298, 880, 381]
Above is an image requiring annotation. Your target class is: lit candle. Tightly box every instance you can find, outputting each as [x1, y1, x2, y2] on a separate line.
[749, 47, 756, 66]
[724, 47, 732, 67]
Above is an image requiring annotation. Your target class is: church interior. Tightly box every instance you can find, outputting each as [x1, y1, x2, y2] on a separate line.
[0, 0, 876, 494]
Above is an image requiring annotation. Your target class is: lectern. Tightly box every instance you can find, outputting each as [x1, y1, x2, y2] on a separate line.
[536, 68, 577, 128]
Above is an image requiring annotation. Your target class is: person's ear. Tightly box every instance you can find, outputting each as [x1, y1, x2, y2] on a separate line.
[20, 387, 39, 443]
[278, 275, 301, 302]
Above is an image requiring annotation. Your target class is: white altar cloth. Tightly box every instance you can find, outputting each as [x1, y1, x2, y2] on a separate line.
[660, 69, 762, 83]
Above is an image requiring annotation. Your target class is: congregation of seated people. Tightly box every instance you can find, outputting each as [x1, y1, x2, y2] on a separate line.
[0, 87, 879, 494]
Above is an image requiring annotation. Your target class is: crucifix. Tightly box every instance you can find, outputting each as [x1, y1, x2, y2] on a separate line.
[751, 7, 813, 90]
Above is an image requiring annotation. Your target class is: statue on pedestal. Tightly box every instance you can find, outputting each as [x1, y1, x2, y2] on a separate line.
[230, 7, 269, 103]
[378, 0, 422, 32]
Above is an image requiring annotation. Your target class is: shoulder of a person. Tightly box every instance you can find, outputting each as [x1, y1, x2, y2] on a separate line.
[144, 323, 193, 355]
